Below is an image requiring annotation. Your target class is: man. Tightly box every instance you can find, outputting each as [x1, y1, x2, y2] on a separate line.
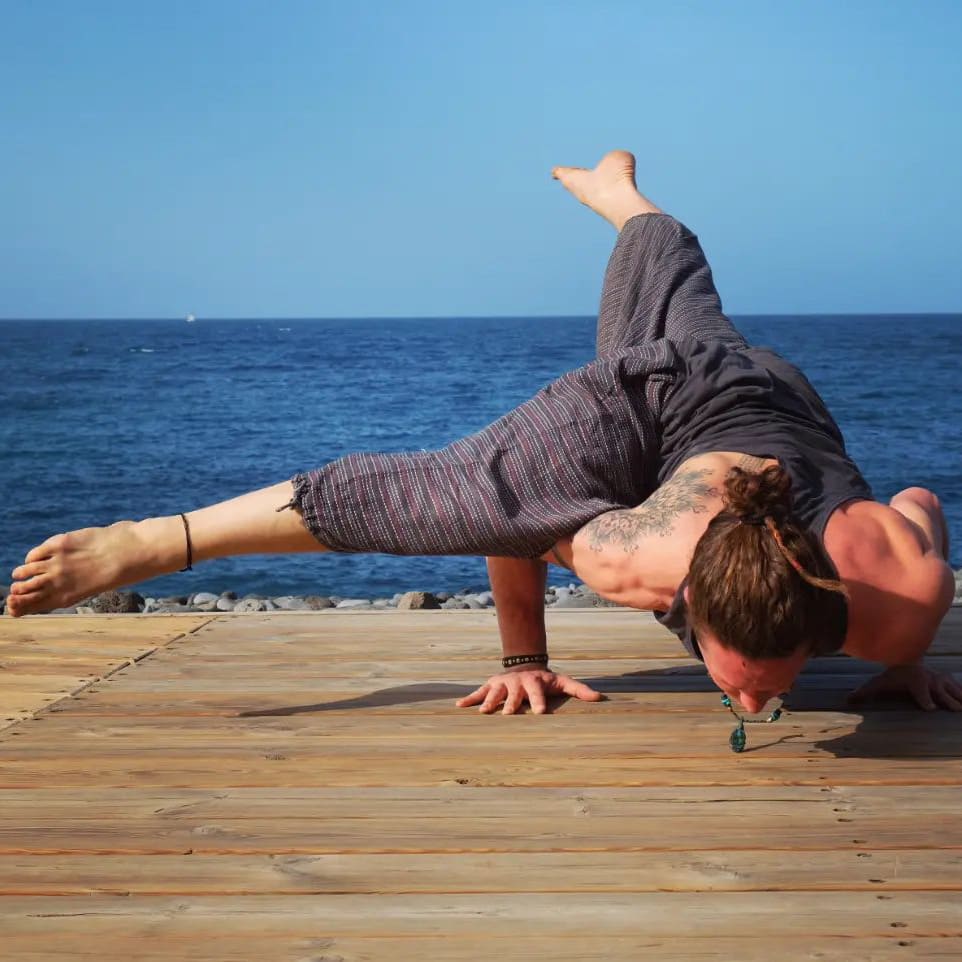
[8, 152, 959, 718]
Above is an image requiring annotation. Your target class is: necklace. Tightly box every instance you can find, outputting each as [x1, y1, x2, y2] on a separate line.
[721, 694, 784, 752]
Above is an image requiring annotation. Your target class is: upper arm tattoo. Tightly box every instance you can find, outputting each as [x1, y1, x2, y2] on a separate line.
[581, 468, 720, 553]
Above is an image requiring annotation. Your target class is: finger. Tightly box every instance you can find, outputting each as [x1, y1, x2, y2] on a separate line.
[479, 685, 507, 714]
[501, 683, 527, 715]
[943, 679, 962, 701]
[559, 677, 605, 702]
[934, 683, 962, 712]
[455, 685, 488, 708]
[909, 680, 937, 712]
[524, 679, 548, 715]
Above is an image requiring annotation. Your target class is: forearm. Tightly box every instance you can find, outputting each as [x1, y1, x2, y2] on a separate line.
[486, 556, 548, 660]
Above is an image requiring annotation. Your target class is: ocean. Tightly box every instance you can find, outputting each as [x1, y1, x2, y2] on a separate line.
[2, 315, 960, 600]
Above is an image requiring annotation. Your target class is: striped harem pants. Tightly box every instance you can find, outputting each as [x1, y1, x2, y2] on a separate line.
[285, 214, 747, 558]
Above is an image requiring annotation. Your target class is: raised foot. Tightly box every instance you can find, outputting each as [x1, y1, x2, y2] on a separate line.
[6, 518, 178, 617]
[551, 149, 663, 230]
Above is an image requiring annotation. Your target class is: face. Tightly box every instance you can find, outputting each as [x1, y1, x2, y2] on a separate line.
[696, 629, 808, 714]
[682, 584, 809, 712]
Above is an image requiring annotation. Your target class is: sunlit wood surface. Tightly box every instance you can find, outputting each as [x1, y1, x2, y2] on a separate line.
[1, 608, 961, 961]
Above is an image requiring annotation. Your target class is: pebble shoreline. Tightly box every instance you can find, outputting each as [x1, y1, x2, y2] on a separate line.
[3, 571, 961, 616]
[0, 583, 625, 616]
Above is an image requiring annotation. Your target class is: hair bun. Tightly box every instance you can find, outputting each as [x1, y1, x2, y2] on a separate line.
[723, 464, 793, 522]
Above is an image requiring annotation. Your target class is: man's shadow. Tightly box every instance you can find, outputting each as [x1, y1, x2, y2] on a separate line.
[237, 661, 961, 760]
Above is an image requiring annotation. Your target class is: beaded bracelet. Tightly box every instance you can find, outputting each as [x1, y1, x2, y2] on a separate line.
[502, 653, 550, 669]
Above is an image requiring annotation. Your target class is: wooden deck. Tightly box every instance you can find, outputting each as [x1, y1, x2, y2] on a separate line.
[1, 607, 961, 961]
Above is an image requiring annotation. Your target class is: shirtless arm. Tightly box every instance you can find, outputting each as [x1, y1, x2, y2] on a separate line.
[455, 555, 603, 715]
[845, 489, 960, 709]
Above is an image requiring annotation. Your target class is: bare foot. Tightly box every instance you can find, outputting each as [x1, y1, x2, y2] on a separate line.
[6, 517, 182, 617]
[551, 150, 663, 230]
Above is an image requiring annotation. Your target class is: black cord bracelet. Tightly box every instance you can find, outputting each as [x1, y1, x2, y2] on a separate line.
[179, 513, 193, 572]
[502, 653, 549, 669]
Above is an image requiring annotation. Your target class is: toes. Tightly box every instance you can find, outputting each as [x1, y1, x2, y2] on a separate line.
[7, 590, 48, 617]
[10, 572, 53, 594]
[11, 560, 50, 583]
[24, 534, 64, 565]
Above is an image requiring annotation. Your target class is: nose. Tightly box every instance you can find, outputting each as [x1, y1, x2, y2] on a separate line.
[738, 692, 770, 714]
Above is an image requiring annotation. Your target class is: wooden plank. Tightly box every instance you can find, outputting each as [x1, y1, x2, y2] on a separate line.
[37, 687, 930, 716]
[1, 784, 957, 819]
[2, 849, 959, 895]
[6, 710, 956, 742]
[4, 708, 959, 755]
[1, 752, 959, 787]
[0, 892, 960, 936]
[1, 935, 957, 962]
[1, 814, 959, 855]
[117, 655, 962, 680]
[49, 671, 928, 695]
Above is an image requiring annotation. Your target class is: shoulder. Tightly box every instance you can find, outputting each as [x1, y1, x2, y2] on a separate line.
[570, 462, 726, 609]
[829, 500, 955, 662]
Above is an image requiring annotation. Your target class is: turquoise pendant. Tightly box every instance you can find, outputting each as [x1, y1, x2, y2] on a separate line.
[729, 722, 746, 753]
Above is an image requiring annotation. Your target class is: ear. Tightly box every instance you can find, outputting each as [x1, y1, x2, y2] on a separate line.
[683, 583, 690, 605]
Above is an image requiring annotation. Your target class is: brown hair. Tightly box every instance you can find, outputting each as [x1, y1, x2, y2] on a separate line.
[687, 464, 849, 659]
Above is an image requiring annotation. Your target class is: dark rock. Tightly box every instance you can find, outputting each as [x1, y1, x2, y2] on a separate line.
[159, 595, 189, 606]
[220, 590, 238, 601]
[397, 591, 441, 610]
[89, 590, 145, 613]
[303, 595, 335, 610]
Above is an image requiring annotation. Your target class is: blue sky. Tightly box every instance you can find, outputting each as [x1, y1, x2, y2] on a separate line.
[3, 0, 960, 318]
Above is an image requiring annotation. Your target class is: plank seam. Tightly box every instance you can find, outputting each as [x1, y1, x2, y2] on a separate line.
[0, 617, 219, 735]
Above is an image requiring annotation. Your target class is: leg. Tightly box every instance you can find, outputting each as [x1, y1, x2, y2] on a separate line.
[7, 343, 671, 618]
[7, 482, 326, 617]
[553, 150, 748, 355]
[284, 346, 669, 558]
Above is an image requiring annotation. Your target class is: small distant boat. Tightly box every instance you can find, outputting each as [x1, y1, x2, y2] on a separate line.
[185, 313, 196, 323]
